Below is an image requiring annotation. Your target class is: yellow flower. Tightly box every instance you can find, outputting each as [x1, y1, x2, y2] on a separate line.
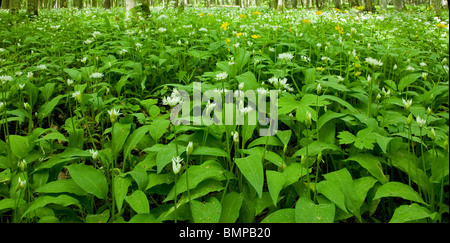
[199, 13, 204, 16]
[316, 67, 325, 72]
[349, 16, 354, 20]
[357, 6, 364, 10]
[252, 11, 260, 15]
[236, 32, 242, 37]
[334, 8, 341, 12]
[437, 23, 448, 29]
[208, 14, 213, 16]
[302, 19, 310, 24]
[226, 38, 230, 46]
[430, 5, 434, 8]
[315, 11, 322, 15]
[335, 24, 344, 34]
[220, 22, 230, 31]
[239, 14, 246, 18]
[251, 34, 261, 39]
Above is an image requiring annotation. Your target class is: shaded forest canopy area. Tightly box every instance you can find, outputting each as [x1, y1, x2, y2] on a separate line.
[0, 0, 449, 16]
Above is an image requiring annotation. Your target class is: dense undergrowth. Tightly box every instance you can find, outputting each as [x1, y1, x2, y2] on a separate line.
[0, 6, 448, 223]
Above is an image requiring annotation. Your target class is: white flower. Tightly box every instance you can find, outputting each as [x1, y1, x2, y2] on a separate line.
[278, 52, 294, 61]
[337, 76, 344, 82]
[365, 57, 383, 67]
[199, 27, 208, 32]
[215, 72, 228, 81]
[89, 149, 99, 160]
[402, 98, 412, 110]
[37, 64, 47, 70]
[158, 27, 167, 33]
[162, 89, 183, 107]
[393, 64, 398, 70]
[90, 72, 104, 79]
[27, 72, 33, 79]
[17, 177, 26, 189]
[256, 87, 268, 96]
[305, 111, 312, 127]
[422, 72, 428, 79]
[24, 102, 30, 110]
[406, 66, 415, 71]
[420, 62, 427, 67]
[205, 100, 216, 115]
[316, 43, 322, 48]
[0, 75, 13, 83]
[108, 108, 122, 123]
[233, 43, 240, 48]
[269, 47, 275, 52]
[232, 131, 239, 143]
[81, 57, 87, 63]
[135, 42, 143, 49]
[18, 83, 25, 90]
[92, 31, 101, 38]
[321, 56, 331, 62]
[84, 39, 93, 45]
[238, 82, 244, 90]
[317, 83, 322, 94]
[172, 156, 183, 174]
[301, 55, 311, 62]
[119, 49, 128, 55]
[72, 91, 82, 103]
[67, 79, 74, 86]
[238, 100, 253, 114]
[416, 115, 426, 128]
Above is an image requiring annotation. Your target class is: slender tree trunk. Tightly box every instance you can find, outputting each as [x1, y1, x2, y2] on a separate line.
[363, 0, 376, 12]
[126, 0, 135, 10]
[103, 0, 111, 8]
[9, 0, 19, 14]
[27, 0, 38, 15]
[333, 0, 341, 9]
[1, 0, 10, 9]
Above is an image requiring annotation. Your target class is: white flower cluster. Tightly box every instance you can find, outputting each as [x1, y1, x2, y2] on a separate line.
[162, 88, 183, 107]
[365, 57, 383, 67]
[268, 76, 294, 92]
[278, 52, 294, 61]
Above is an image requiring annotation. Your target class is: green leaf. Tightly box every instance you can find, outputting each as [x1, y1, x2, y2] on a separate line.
[22, 195, 80, 219]
[38, 95, 66, 120]
[165, 160, 226, 202]
[114, 175, 131, 212]
[125, 190, 150, 214]
[35, 179, 87, 196]
[398, 73, 422, 92]
[373, 182, 427, 205]
[295, 197, 335, 223]
[316, 168, 361, 221]
[9, 135, 29, 159]
[190, 197, 222, 223]
[354, 128, 377, 150]
[346, 153, 388, 184]
[191, 146, 229, 158]
[293, 141, 342, 157]
[219, 192, 243, 223]
[261, 209, 296, 223]
[266, 170, 286, 206]
[123, 125, 150, 162]
[276, 130, 291, 147]
[85, 210, 110, 223]
[65, 164, 109, 199]
[112, 122, 131, 156]
[149, 118, 170, 142]
[303, 67, 316, 85]
[389, 204, 436, 223]
[128, 213, 161, 223]
[317, 111, 346, 131]
[235, 153, 264, 198]
[235, 71, 259, 91]
[338, 131, 356, 145]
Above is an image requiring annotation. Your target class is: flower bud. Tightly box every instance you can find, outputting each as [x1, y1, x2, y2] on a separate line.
[186, 141, 194, 157]
[317, 152, 323, 163]
[18, 159, 27, 172]
[407, 113, 413, 126]
[430, 128, 436, 141]
[305, 111, 312, 128]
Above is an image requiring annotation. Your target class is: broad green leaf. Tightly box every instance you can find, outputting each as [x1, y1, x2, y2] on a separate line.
[64, 68, 82, 82]
[316, 168, 361, 221]
[219, 192, 243, 223]
[303, 67, 316, 85]
[165, 160, 226, 201]
[398, 73, 422, 92]
[373, 182, 427, 205]
[190, 197, 222, 223]
[112, 122, 132, 156]
[389, 204, 436, 223]
[35, 179, 87, 196]
[123, 125, 150, 162]
[261, 209, 296, 223]
[317, 111, 346, 131]
[235, 71, 259, 91]
[114, 175, 131, 212]
[149, 118, 170, 142]
[276, 130, 292, 147]
[191, 146, 229, 158]
[346, 153, 388, 184]
[295, 197, 335, 223]
[338, 131, 356, 145]
[22, 195, 80, 219]
[9, 135, 29, 159]
[266, 170, 287, 206]
[38, 95, 66, 120]
[86, 210, 110, 223]
[125, 190, 150, 214]
[282, 162, 309, 188]
[293, 141, 342, 157]
[235, 153, 264, 198]
[65, 164, 109, 199]
[128, 213, 161, 223]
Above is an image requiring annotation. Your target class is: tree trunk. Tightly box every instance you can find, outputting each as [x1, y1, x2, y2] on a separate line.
[1, 0, 9, 9]
[126, 0, 135, 10]
[27, 0, 38, 16]
[333, 0, 341, 8]
[277, 0, 283, 11]
[380, 0, 387, 10]
[9, 0, 19, 14]
[394, 0, 404, 10]
[103, 0, 111, 8]
[363, 0, 376, 12]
